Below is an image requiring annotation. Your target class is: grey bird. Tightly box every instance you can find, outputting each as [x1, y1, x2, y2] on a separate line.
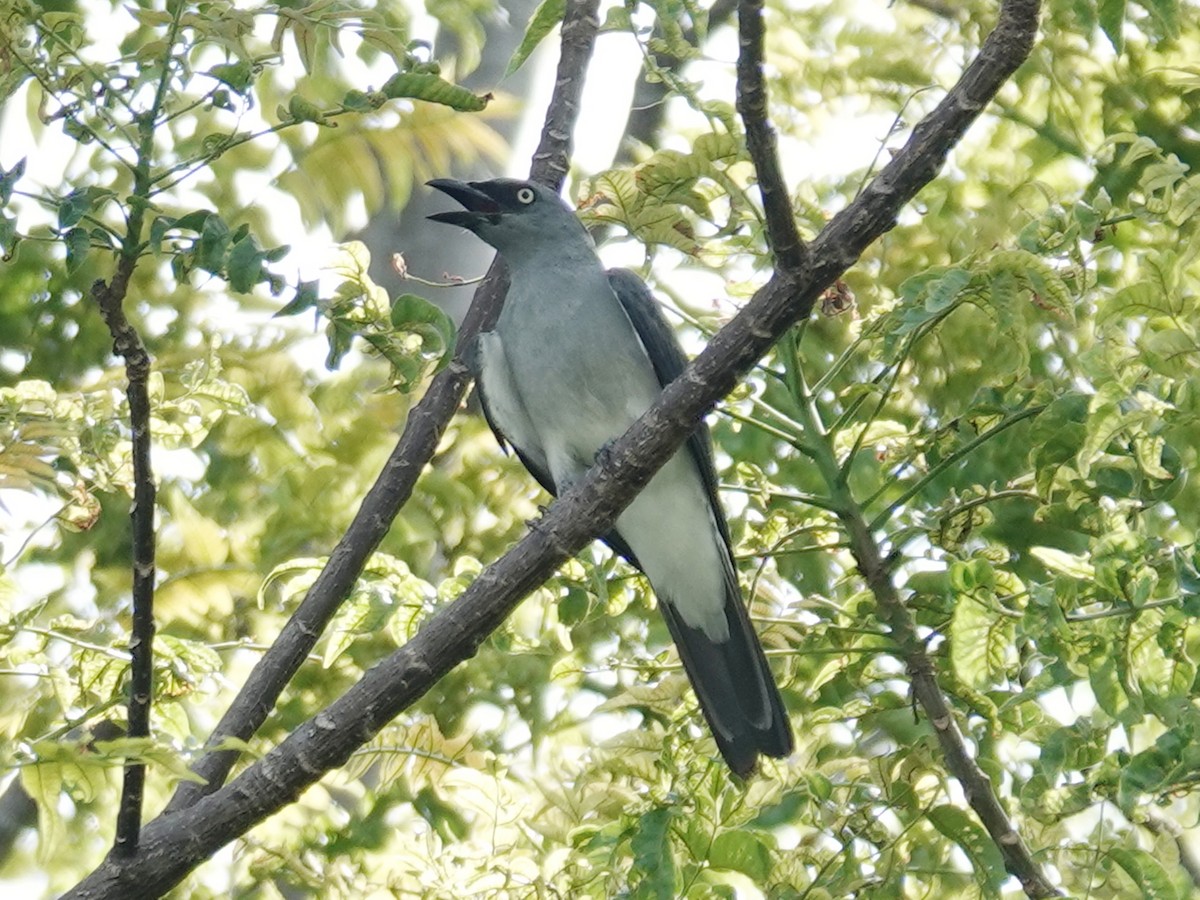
[428, 177, 792, 776]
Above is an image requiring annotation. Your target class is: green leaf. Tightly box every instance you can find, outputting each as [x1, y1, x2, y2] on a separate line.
[64, 226, 90, 273]
[0, 157, 25, 206]
[1039, 721, 1108, 778]
[413, 786, 470, 843]
[325, 318, 356, 369]
[226, 235, 264, 292]
[62, 117, 94, 144]
[287, 95, 327, 124]
[1030, 547, 1094, 580]
[506, 0, 566, 75]
[1098, 0, 1127, 52]
[276, 280, 321, 317]
[342, 88, 377, 112]
[950, 593, 1012, 690]
[174, 209, 216, 233]
[557, 586, 589, 626]
[0, 211, 17, 258]
[600, 5, 632, 31]
[926, 804, 1007, 892]
[322, 587, 393, 667]
[57, 188, 92, 230]
[149, 215, 175, 253]
[20, 761, 66, 861]
[631, 808, 676, 899]
[924, 267, 973, 313]
[1092, 656, 1140, 724]
[380, 73, 489, 112]
[195, 213, 231, 273]
[708, 831, 771, 881]
[949, 558, 995, 593]
[1108, 847, 1180, 899]
[207, 60, 253, 94]
[1097, 253, 1179, 324]
[1140, 0, 1181, 38]
[391, 293, 456, 353]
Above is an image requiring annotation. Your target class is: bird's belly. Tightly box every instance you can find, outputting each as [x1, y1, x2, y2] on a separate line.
[500, 309, 661, 485]
[522, 364, 652, 483]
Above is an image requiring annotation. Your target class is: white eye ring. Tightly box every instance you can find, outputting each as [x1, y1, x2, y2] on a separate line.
[516, 187, 535, 205]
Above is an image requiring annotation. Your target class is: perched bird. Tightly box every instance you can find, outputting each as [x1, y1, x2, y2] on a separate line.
[428, 177, 792, 776]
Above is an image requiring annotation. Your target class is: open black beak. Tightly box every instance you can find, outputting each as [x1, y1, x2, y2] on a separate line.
[427, 179, 500, 229]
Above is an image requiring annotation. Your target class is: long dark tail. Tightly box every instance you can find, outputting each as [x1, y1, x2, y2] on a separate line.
[657, 583, 792, 777]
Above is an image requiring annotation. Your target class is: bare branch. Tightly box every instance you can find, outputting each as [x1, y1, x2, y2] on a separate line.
[164, 0, 602, 816]
[735, 0, 807, 273]
[92, 267, 156, 856]
[66, 1, 1041, 895]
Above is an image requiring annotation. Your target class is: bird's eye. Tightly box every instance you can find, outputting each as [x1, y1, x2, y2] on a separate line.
[516, 187, 535, 205]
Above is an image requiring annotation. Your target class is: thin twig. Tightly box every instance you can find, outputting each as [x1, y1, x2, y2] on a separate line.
[866, 405, 1045, 531]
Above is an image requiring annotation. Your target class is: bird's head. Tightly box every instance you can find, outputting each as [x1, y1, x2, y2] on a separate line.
[427, 178, 593, 264]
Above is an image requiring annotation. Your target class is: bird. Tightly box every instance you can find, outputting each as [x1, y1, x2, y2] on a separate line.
[428, 177, 792, 777]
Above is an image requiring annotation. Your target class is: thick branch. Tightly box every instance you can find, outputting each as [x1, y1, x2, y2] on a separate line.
[66, 1, 1041, 896]
[164, 0, 601, 816]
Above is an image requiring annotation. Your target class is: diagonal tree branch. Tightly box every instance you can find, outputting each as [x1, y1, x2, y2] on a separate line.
[788, 375, 1059, 898]
[66, 1, 1042, 896]
[164, 0, 602, 816]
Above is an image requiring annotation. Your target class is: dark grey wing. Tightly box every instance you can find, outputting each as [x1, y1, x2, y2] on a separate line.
[606, 268, 732, 548]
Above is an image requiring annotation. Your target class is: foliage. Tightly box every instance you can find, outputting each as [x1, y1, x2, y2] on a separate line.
[2, 0, 1199, 898]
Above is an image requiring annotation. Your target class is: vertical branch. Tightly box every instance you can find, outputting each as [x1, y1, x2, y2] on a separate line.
[735, 0, 806, 274]
[164, 0, 602, 815]
[94, 273, 156, 857]
[99, 3, 184, 856]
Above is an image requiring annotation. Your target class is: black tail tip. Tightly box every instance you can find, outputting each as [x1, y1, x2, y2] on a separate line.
[721, 727, 793, 778]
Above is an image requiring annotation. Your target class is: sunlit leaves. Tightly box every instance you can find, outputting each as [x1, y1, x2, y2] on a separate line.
[630, 807, 676, 899]
[926, 804, 1008, 894]
[948, 564, 1015, 692]
[321, 553, 433, 666]
[273, 242, 455, 391]
[708, 829, 773, 882]
[154, 210, 289, 295]
[3, 0, 1200, 895]
[1106, 847, 1181, 900]
[580, 133, 748, 257]
[506, 0, 566, 76]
